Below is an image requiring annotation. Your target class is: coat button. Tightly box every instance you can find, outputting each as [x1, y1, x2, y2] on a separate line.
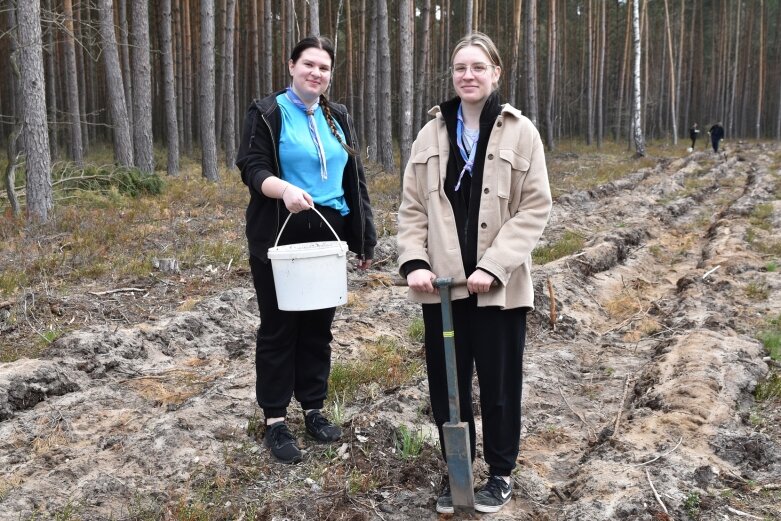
[487, 154, 494, 160]
[484, 187, 490, 194]
[481, 222, 487, 229]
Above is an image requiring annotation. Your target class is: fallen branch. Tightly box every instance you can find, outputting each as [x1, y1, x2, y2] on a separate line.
[702, 265, 721, 279]
[612, 374, 633, 438]
[645, 468, 669, 516]
[632, 436, 683, 466]
[725, 506, 763, 519]
[547, 277, 557, 330]
[0, 299, 14, 310]
[558, 383, 596, 442]
[88, 287, 146, 296]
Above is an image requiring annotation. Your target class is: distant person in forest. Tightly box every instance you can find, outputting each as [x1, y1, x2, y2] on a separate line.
[235, 36, 376, 464]
[397, 32, 552, 514]
[709, 122, 725, 153]
[688, 123, 699, 151]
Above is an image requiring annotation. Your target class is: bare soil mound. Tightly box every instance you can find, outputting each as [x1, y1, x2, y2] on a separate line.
[1, 143, 779, 520]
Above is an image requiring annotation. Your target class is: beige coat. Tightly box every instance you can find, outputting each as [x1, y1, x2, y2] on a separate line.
[397, 103, 552, 309]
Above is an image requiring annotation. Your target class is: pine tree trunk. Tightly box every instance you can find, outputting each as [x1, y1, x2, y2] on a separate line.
[223, 0, 237, 168]
[97, 0, 133, 167]
[118, 0, 134, 131]
[414, 0, 430, 132]
[62, 0, 84, 167]
[524, 0, 538, 126]
[173, 1, 184, 149]
[200, 0, 218, 181]
[545, 0, 557, 150]
[182, 0, 193, 155]
[755, 0, 764, 139]
[377, 0, 394, 172]
[663, 0, 678, 144]
[632, 0, 646, 156]
[616, 1, 631, 141]
[586, 0, 594, 145]
[263, 0, 273, 95]
[465, 0, 473, 35]
[509, 0, 522, 107]
[250, 0, 260, 97]
[398, 0, 413, 180]
[44, 0, 59, 161]
[310, 0, 320, 36]
[18, 0, 53, 222]
[131, 0, 155, 173]
[345, 0, 354, 116]
[364, 0, 378, 161]
[6, 6, 22, 217]
[159, 0, 180, 175]
[596, 0, 605, 147]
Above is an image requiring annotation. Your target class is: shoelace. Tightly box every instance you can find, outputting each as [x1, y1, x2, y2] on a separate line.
[271, 424, 296, 445]
[483, 476, 507, 499]
[308, 412, 331, 430]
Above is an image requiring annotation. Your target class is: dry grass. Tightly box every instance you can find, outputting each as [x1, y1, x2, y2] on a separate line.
[123, 368, 218, 407]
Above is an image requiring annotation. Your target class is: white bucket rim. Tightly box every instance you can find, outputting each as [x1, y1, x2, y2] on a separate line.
[268, 240, 348, 260]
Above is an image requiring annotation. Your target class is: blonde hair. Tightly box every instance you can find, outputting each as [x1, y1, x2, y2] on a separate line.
[450, 31, 503, 89]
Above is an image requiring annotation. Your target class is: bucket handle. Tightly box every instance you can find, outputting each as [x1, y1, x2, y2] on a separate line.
[274, 205, 347, 252]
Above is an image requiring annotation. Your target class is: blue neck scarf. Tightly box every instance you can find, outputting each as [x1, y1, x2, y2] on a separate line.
[455, 104, 479, 191]
[285, 87, 329, 181]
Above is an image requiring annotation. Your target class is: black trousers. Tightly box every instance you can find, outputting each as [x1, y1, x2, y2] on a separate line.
[249, 205, 346, 419]
[422, 295, 527, 477]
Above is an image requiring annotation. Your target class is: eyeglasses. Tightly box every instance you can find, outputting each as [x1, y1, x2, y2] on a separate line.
[451, 63, 496, 77]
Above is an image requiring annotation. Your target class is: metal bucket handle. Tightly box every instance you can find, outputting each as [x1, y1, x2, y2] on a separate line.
[273, 204, 347, 253]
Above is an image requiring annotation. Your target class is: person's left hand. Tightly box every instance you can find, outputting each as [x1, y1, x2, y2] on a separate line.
[356, 258, 372, 271]
[467, 270, 495, 294]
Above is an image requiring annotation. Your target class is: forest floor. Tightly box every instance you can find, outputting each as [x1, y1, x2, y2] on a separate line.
[0, 140, 780, 521]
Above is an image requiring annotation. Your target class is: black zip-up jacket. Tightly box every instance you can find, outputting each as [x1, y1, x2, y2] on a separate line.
[235, 90, 376, 261]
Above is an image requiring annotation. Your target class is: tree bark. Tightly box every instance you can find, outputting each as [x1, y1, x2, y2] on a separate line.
[364, 0, 378, 161]
[263, 0, 273, 95]
[398, 0, 413, 180]
[663, 0, 678, 144]
[182, 0, 193, 155]
[524, 0, 538, 126]
[118, 0, 133, 131]
[596, 0, 606, 147]
[62, 0, 84, 167]
[43, 0, 59, 161]
[632, 0, 646, 156]
[508, 0, 522, 107]
[131, 0, 155, 173]
[755, 0, 764, 139]
[223, 0, 237, 169]
[377, 0, 394, 172]
[545, 0, 557, 150]
[159, 0, 180, 174]
[18, 0, 53, 222]
[465, 0, 473, 35]
[200, 0, 219, 181]
[414, 0, 430, 133]
[310, 0, 320, 36]
[97, 0, 133, 167]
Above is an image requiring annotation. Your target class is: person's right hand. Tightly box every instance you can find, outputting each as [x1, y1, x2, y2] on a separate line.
[407, 269, 437, 294]
[282, 184, 314, 213]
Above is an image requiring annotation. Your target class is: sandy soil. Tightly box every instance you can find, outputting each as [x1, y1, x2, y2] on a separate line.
[1, 142, 779, 520]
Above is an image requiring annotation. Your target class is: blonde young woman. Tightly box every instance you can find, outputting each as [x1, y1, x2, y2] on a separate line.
[236, 36, 375, 464]
[397, 32, 552, 513]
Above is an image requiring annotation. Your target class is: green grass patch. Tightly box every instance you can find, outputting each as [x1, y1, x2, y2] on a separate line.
[759, 315, 781, 360]
[749, 204, 773, 231]
[0, 269, 27, 296]
[755, 373, 781, 401]
[395, 424, 426, 460]
[407, 316, 424, 343]
[766, 261, 778, 272]
[532, 229, 586, 264]
[328, 336, 423, 402]
[745, 280, 769, 301]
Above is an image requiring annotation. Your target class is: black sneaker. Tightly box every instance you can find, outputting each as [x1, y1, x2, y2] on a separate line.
[435, 482, 453, 514]
[263, 422, 302, 464]
[304, 410, 341, 442]
[474, 475, 512, 513]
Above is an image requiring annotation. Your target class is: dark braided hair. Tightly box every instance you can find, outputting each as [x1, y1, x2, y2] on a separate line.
[291, 36, 357, 157]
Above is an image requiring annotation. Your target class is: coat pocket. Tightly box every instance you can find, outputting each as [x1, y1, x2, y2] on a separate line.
[411, 145, 441, 198]
[497, 148, 531, 198]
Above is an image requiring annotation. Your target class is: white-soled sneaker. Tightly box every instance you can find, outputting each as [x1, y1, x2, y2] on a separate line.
[474, 475, 512, 513]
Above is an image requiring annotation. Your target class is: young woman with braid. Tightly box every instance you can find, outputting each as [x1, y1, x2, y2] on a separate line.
[236, 36, 376, 464]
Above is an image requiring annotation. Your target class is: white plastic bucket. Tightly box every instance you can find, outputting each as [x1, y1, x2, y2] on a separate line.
[267, 207, 348, 311]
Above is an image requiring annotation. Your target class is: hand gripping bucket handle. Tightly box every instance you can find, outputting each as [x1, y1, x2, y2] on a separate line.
[274, 205, 347, 253]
